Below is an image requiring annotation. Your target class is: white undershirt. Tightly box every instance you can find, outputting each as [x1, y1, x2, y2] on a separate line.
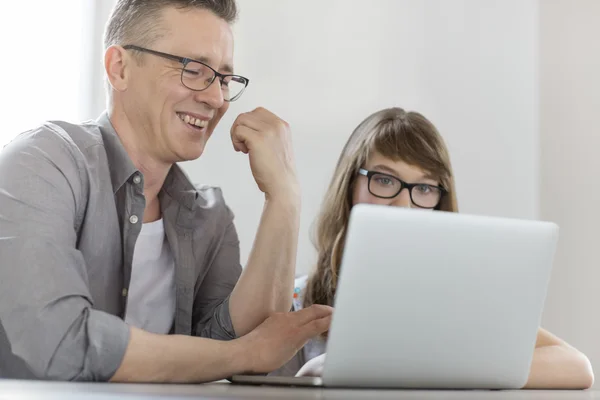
[124, 218, 176, 334]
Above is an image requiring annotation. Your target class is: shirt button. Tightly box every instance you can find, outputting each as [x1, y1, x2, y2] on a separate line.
[133, 174, 141, 184]
[129, 215, 139, 224]
[122, 288, 128, 297]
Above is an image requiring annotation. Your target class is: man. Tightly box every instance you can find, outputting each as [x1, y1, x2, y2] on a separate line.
[0, 0, 332, 382]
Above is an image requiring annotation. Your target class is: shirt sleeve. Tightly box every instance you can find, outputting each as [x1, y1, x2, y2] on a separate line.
[192, 205, 242, 340]
[0, 127, 129, 381]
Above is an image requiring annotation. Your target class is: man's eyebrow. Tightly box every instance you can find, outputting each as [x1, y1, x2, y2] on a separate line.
[188, 54, 234, 74]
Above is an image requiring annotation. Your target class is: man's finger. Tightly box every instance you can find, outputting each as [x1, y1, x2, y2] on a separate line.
[293, 304, 334, 326]
[230, 125, 254, 154]
[233, 111, 269, 132]
[301, 315, 332, 339]
[250, 107, 281, 125]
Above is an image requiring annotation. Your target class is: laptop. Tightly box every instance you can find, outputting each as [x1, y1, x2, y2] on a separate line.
[232, 204, 559, 389]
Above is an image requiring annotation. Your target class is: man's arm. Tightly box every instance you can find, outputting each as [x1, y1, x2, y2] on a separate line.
[226, 108, 301, 336]
[0, 129, 131, 380]
[229, 195, 300, 336]
[110, 326, 243, 382]
[524, 328, 594, 389]
[111, 305, 333, 382]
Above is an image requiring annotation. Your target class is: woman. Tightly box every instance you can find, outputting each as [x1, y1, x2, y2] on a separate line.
[273, 107, 594, 389]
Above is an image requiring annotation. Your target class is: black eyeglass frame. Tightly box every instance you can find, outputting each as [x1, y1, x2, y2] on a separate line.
[122, 44, 249, 102]
[358, 168, 447, 209]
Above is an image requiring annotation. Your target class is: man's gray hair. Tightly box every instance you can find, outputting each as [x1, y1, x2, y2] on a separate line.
[104, 0, 238, 50]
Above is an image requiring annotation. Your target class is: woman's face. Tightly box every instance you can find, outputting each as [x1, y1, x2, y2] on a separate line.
[352, 151, 442, 209]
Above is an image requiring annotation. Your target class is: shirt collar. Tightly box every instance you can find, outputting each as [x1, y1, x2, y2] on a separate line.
[97, 111, 198, 211]
[161, 164, 199, 211]
[97, 112, 138, 194]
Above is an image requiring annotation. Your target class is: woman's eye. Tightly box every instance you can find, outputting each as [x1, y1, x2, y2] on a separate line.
[375, 177, 393, 186]
[416, 185, 432, 194]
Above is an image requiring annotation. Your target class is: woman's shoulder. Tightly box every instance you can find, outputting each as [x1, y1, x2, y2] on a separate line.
[292, 275, 309, 312]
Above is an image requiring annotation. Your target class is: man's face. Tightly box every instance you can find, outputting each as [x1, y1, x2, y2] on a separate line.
[124, 7, 234, 164]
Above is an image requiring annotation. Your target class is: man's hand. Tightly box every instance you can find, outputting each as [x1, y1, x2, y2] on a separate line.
[230, 107, 298, 199]
[236, 304, 333, 374]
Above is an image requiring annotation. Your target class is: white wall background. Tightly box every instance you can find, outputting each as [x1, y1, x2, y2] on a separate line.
[183, 0, 540, 276]
[0, 1, 87, 147]
[539, 0, 600, 386]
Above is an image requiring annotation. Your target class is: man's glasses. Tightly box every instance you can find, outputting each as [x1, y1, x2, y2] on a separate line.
[358, 168, 446, 209]
[123, 45, 249, 102]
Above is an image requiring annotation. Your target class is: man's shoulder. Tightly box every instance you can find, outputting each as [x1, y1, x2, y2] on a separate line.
[6, 119, 104, 159]
[2, 119, 106, 179]
[47, 119, 104, 146]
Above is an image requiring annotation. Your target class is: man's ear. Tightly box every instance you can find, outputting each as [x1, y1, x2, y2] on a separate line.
[105, 45, 130, 92]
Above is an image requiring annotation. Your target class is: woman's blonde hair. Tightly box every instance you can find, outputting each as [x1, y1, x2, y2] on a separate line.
[304, 107, 458, 309]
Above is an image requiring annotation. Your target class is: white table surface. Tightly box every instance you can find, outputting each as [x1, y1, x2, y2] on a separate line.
[0, 379, 597, 400]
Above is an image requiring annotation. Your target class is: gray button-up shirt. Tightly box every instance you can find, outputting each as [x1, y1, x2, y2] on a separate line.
[0, 113, 242, 381]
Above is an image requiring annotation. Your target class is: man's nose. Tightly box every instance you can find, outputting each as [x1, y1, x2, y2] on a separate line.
[194, 77, 225, 109]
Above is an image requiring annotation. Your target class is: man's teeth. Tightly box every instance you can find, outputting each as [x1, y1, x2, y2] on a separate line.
[178, 113, 207, 128]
